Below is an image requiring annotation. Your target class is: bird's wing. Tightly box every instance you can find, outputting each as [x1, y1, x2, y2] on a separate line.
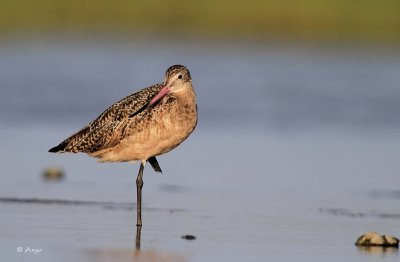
[90, 93, 180, 153]
[51, 83, 163, 153]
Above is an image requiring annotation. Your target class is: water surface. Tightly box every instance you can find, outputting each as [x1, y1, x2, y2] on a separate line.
[0, 36, 399, 261]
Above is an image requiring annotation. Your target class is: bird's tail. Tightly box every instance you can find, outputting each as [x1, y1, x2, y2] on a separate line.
[48, 141, 69, 153]
[48, 125, 92, 153]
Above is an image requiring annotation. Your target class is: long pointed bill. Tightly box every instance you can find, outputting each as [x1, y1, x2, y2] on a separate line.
[148, 86, 171, 108]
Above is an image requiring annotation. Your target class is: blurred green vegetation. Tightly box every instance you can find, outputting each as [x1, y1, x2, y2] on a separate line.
[1, 0, 399, 42]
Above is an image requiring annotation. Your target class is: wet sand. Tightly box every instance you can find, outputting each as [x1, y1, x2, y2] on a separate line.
[1, 127, 400, 261]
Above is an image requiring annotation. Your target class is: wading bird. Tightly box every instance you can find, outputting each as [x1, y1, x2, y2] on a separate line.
[49, 65, 198, 248]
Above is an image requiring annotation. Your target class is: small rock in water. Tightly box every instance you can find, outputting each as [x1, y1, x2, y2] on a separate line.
[355, 232, 399, 247]
[42, 167, 64, 181]
[181, 235, 196, 240]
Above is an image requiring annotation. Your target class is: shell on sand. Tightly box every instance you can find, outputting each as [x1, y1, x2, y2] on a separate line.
[355, 232, 399, 247]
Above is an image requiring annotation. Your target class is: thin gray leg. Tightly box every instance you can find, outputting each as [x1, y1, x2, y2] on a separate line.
[135, 162, 144, 249]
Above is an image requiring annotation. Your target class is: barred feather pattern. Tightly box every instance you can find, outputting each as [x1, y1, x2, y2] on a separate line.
[49, 64, 197, 164]
[54, 83, 163, 153]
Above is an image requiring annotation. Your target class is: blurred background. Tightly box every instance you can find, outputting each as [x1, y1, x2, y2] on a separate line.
[1, 0, 400, 41]
[1, 1, 400, 261]
[1, 0, 400, 128]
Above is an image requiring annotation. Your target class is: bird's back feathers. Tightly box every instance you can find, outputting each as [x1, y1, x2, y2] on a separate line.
[48, 83, 163, 154]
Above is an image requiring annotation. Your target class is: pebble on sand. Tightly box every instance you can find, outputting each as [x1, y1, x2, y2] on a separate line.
[355, 232, 399, 247]
[42, 167, 64, 181]
[181, 235, 196, 240]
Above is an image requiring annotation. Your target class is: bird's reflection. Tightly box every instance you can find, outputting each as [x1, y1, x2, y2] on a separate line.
[357, 246, 399, 255]
[136, 225, 142, 250]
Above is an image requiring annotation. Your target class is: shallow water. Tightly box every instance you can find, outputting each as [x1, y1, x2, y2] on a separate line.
[0, 36, 400, 261]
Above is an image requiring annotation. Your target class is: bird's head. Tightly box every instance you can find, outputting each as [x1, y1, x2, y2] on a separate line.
[163, 64, 192, 91]
[148, 65, 192, 107]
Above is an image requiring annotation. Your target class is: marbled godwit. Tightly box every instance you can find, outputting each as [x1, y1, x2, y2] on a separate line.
[49, 65, 197, 247]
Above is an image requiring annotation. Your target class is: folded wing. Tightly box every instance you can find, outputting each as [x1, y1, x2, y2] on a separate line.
[49, 84, 163, 153]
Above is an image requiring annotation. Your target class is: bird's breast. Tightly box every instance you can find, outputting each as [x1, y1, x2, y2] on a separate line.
[108, 93, 197, 161]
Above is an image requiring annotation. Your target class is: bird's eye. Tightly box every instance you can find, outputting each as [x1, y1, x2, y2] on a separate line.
[178, 75, 183, 79]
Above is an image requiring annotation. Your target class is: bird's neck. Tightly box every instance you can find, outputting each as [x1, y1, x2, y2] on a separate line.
[173, 85, 196, 105]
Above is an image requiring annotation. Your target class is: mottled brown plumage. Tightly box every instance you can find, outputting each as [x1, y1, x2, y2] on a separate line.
[49, 65, 197, 247]
[49, 64, 197, 164]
